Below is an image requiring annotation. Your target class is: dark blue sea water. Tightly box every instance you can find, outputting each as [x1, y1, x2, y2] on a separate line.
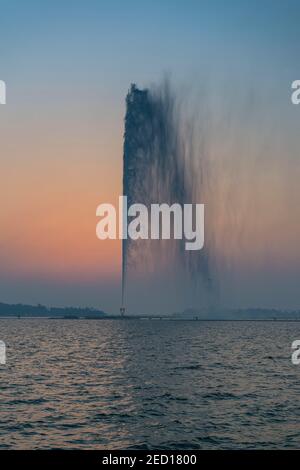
[0, 319, 299, 449]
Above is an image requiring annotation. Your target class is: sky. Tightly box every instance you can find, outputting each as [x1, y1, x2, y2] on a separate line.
[0, 0, 299, 313]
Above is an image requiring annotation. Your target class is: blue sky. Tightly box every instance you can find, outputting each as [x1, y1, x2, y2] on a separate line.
[0, 0, 299, 312]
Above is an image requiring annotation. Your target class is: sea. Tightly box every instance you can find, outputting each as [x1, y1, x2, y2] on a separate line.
[0, 318, 299, 449]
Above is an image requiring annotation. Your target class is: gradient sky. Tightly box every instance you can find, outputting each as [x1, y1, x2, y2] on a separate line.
[0, 0, 299, 313]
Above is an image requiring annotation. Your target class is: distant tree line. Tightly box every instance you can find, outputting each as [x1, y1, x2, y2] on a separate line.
[0, 302, 107, 318]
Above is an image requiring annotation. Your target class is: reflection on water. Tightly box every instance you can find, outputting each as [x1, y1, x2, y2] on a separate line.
[0, 319, 299, 449]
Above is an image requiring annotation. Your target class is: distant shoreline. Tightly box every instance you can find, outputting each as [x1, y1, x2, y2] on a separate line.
[1, 301, 299, 321]
[1, 315, 300, 322]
